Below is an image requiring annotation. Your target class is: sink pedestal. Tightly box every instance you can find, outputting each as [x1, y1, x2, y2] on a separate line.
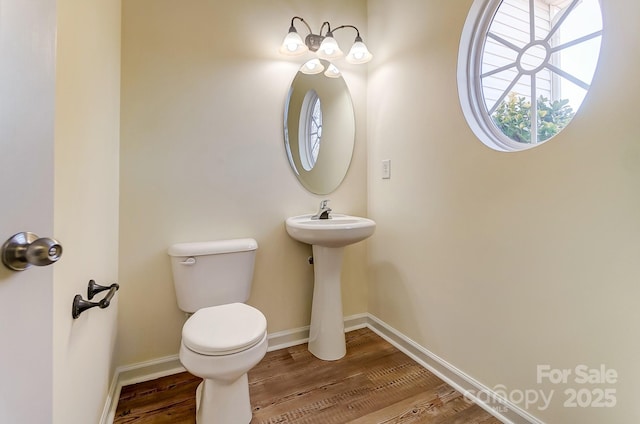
[285, 213, 376, 361]
[308, 245, 346, 361]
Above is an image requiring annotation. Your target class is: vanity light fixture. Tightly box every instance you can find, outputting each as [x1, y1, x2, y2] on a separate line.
[280, 16, 373, 64]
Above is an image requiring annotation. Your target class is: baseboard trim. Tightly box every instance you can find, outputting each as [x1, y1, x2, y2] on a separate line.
[101, 313, 541, 424]
[100, 354, 185, 424]
[264, 312, 369, 352]
[365, 314, 543, 424]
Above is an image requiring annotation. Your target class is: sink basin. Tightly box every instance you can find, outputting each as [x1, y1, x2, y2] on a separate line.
[285, 214, 376, 248]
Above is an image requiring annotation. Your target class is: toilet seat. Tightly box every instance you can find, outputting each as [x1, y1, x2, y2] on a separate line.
[182, 303, 267, 356]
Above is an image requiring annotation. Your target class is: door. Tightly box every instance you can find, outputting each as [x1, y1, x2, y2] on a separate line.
[0, 0, 57, 422]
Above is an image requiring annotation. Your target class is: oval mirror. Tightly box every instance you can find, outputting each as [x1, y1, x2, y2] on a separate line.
[284, 60, 355, 194]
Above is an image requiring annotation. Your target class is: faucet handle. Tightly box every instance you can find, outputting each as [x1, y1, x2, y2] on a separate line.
[320, 199, 330, 209]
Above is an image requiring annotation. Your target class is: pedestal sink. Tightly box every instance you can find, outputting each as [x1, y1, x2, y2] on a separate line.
[285, 214, 376, 360]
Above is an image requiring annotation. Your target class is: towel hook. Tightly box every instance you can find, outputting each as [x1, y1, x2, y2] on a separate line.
[72, 280, 119, 319]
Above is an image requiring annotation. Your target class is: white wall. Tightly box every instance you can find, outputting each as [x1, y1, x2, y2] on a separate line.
[367, 0, 640, 422]
[117, 0, 368, 366]
[53, 0, 121, 422]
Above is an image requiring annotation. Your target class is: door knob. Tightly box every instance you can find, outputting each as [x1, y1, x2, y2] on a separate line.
[1, 232, 63, 271]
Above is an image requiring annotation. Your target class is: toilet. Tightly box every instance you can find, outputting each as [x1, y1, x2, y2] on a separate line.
[168, 238, 267, 424]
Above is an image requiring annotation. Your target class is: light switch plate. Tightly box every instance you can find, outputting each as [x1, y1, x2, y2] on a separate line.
[382, 159, 391, 179]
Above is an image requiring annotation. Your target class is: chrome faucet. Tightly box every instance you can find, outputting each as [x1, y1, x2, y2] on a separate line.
[311, 199, 332, 220]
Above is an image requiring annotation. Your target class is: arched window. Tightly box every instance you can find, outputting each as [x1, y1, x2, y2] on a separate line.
[458, 0, 603, 151]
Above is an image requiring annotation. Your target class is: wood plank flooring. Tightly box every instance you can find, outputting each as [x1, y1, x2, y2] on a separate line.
[114, 328, 502, 423]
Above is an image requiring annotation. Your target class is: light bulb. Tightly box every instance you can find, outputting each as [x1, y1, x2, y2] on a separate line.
[346, 37, 373, 64]
[300, 59, 325, 75]
[317, 32, 344, 60]
[324, 63, 341, 78]
[279, 28, 308, 56]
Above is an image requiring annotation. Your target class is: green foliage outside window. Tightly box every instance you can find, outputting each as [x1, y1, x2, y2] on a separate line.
[492, 92, 575, 143]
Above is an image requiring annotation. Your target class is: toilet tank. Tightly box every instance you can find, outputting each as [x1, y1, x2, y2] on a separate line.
[168, 238, 258, 313]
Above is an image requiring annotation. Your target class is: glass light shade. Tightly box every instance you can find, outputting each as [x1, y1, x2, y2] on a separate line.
[300, 59, 325, 75]
[324, 63, 341, 78]
[317, 34, 344, 60]
[346, 41, 373, 64]
[280, 30, 309, 56]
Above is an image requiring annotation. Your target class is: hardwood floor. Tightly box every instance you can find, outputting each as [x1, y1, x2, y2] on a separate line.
[114, 328, 502, 423]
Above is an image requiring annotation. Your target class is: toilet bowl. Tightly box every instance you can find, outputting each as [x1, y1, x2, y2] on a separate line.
[179, 303, 268, 423]
[168, 239, 267, 424]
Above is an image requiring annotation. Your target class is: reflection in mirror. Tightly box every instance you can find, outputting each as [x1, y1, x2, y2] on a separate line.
[284, 60, 355, 195]
[299, 89, 322, 171]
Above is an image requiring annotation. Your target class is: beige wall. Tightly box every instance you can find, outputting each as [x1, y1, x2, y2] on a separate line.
[367, 0, 640, 422]
[53, 0, 121, 422]
[117, 0, 640, 421]
[117, 0, 368, 366]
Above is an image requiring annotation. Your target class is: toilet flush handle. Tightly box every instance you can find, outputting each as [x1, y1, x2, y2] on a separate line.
[180, 257, 196, 265]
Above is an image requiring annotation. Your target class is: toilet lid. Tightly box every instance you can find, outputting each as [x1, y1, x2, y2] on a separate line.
[182, 303, 267, 356]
